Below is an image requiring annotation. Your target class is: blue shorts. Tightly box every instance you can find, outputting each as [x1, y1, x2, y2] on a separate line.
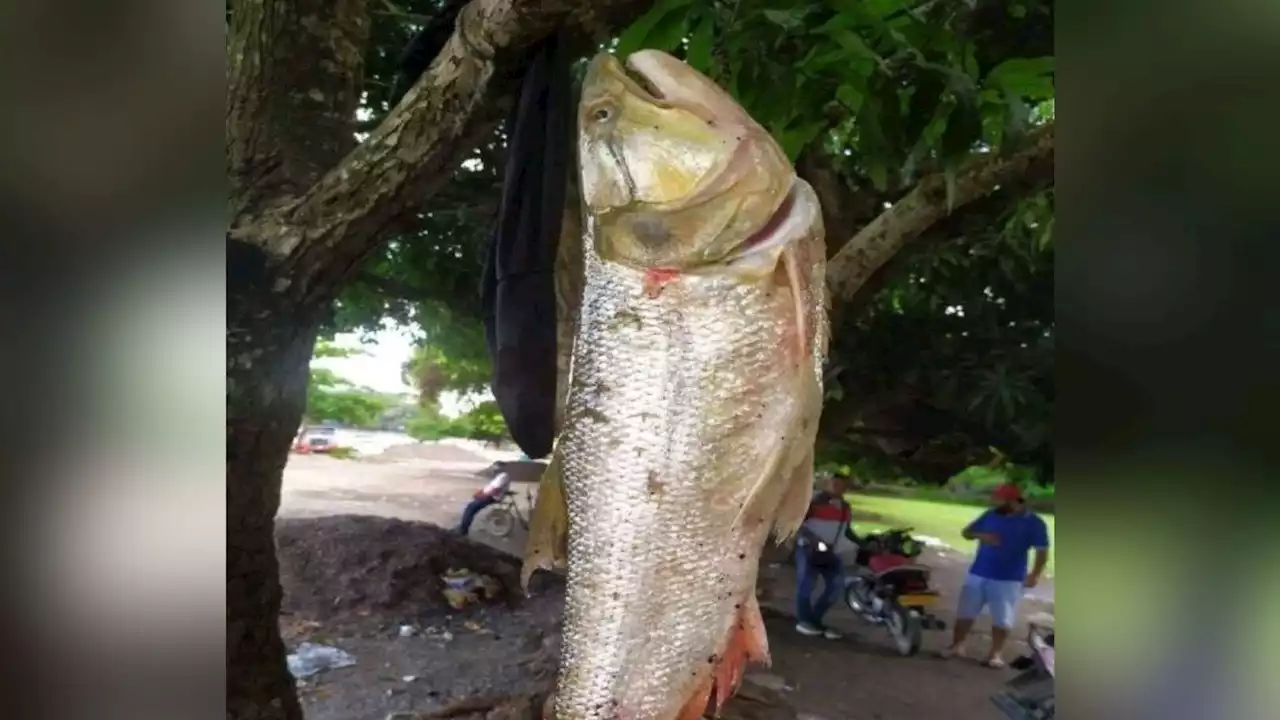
[956, 574, 1024, 629]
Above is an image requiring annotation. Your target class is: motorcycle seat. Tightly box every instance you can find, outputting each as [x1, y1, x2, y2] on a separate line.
[870, 561, 932, 578]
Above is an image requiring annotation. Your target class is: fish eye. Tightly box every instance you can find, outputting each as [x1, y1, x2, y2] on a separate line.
[592, 106, 614, 122]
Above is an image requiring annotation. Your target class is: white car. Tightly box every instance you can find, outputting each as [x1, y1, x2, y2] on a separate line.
[294, 425, 339, 453]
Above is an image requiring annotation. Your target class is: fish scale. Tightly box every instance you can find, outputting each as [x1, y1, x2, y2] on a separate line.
[521, 49, 827, 720]
[555, 234, 799, 719]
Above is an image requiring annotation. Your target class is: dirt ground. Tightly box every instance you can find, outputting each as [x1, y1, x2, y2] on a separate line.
[277, 445, 1053, 720]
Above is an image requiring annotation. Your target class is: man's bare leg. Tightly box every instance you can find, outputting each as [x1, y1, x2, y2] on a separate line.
[987, 626, 1010, 667]
[940, 618, 975, 658]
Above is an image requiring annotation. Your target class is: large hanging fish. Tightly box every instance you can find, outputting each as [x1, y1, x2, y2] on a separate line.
[523, 50, 829, 720]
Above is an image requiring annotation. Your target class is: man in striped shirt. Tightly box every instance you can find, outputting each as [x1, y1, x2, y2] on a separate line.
[793, 474, 857, 639]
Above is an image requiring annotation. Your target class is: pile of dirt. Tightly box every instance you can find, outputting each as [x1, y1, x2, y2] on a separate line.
[276, 515, 561, 621]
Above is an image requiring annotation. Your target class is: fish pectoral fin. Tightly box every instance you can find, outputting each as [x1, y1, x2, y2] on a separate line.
[780, 241, 809, 366]
[520, 452, 569, 593]
[733, 368, 823, 533]
[770, 338, 825, 543]
[676, 594, 771, 720]
[772, 447, 815, 544]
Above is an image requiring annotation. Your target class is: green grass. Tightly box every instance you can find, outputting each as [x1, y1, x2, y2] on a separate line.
[844, 493, 1056, 577]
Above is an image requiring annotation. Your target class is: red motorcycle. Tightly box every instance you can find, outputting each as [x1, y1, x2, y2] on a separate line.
[843, 527, 947, 655]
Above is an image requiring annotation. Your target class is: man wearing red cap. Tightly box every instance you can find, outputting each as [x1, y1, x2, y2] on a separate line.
[940, 482, 1050, 667]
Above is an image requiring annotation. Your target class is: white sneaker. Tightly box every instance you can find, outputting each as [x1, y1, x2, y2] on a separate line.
[822, 628, 843, 640]
[795, 622, 823, 636]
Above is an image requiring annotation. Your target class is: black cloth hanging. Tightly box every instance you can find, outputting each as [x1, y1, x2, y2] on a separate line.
[480, 32, 573, 460]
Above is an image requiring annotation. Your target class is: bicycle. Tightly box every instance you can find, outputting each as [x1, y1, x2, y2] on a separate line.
[482, 487, 534, 538]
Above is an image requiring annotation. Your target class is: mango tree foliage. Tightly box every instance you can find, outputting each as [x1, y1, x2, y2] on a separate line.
[406, 400, 509, 443]
[822, 188, 1054, 482]
[401, 331, 491, 406]
[331, 0, 1056, 483]
[616, 0, 1053, 185]
[305, 342, 392, 428]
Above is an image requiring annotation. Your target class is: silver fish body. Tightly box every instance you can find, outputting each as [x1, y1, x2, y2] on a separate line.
[520, 49, 829, 720]
[553, 185, 826, 720]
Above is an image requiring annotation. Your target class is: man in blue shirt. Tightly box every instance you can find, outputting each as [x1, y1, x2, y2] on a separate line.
[940, 483, 1050, 668]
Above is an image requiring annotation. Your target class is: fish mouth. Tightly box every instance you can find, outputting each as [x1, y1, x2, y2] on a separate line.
[622, 62, 667, 101]
[736, 185, 799, 257]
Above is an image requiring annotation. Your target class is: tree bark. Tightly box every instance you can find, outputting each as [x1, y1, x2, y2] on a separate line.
[231, 0, 654, 309]
[794, 148, 890, 260]
[825, 122, 1056, 311]
[225, 0, 657, 718]
[227, 0, 373, 218]
[227, 242, 325, 720]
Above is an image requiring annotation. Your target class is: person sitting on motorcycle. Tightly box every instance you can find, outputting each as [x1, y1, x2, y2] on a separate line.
[454, 462, 512, 536]
[793, 473, 859, 639]
[940, 482, 1050, 668]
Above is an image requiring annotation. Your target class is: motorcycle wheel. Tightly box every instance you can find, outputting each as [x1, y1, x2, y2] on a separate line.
[886, 603, 923, 656]
[483, 507, 516, 538]
[844, 577, 871, 618]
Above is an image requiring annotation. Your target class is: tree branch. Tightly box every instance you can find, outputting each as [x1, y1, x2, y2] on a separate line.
[227, 0, 373, 218]
[355, 271, 438, 303]
[841, 174, 1055, 317]
[825, 122, 1055, 308]
[796, 149, 880, 254]
[234, 0, 653, 308]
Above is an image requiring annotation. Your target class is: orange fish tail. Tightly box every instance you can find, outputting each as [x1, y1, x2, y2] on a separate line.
[676, 595, 771, 719]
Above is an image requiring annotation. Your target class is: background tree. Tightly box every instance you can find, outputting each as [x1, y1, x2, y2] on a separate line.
[228, 1, 654, 717]
[406, 399, 510, 443]
[228, 0, 1054, 717]
[339, 0, 1056, 482]
[302, 341, 394, 428]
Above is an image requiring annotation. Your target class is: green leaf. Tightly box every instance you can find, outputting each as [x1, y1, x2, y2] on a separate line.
[943, 167, 957, 214]
[1002, 91, 1030, 148]
[1038, 216, 1054, 250]
[825, 28, 886, 68]
[644, 8, 692, 53]
[903, 71, 947, 148]
[985, 57, 1055, 98]
[836, 83, 864, 112]
[762, 7, 810, 30]
[940, 97, 984, 163]
[777, 119, 826, 161]
[866, 160, 890, 192]
[615, 0, 694, 57]
[871, 77, 904, 158]
[685, 13, 715, 72]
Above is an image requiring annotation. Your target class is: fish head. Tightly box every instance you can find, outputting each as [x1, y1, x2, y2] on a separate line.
[578, 50, 798, 279]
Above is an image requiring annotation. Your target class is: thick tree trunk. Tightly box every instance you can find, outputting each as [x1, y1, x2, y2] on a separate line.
[224, 1, 656, 716]
[226, 241, 323, 720]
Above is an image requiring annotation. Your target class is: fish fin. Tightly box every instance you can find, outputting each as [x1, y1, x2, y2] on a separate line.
[677, 677, 715, 720]
[780, 241, 810, 366]
[729, 180, 828, 536]
[520, 452, 569, 593]
[772, 448, 815, 543]
[553, 180, 585, 436]
[696, 595, 772, 717]
[769, 180, 828, 541]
